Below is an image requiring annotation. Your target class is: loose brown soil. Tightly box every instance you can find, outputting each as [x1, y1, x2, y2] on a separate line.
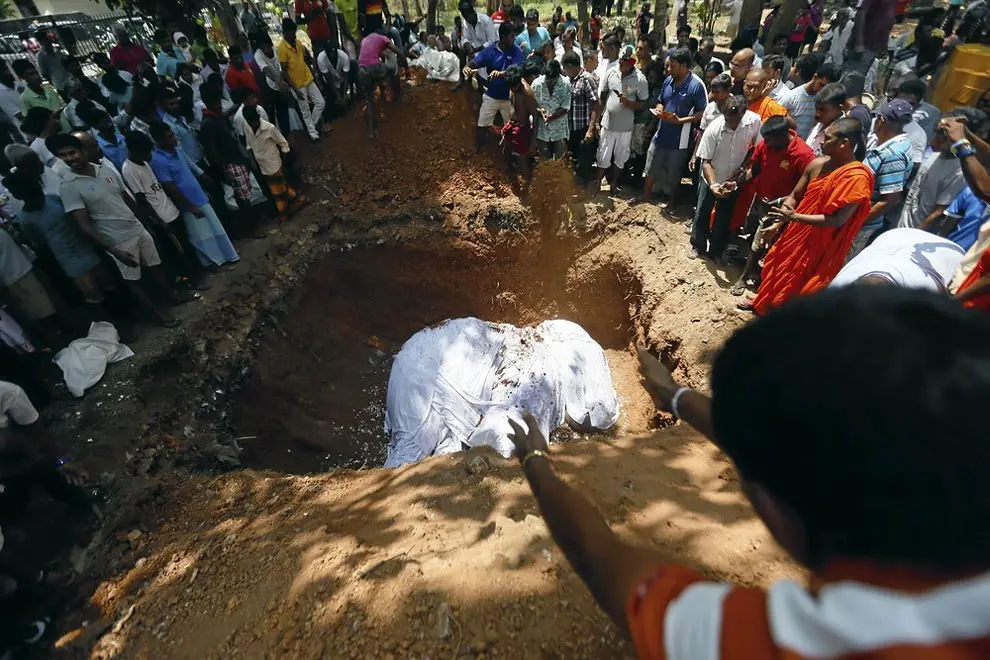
[38, 77, 802, 659]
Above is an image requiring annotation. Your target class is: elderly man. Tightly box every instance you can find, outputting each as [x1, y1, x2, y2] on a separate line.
[109, 25, 150, 76]
[728, 47, 756, 95]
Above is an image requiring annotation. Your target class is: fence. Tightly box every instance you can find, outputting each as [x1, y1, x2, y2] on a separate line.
[0, 10, 159, 61]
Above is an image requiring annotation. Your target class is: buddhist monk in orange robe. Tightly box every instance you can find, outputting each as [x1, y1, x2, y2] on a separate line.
[953, 247, 990, 309]
[747, 118, 874, 315]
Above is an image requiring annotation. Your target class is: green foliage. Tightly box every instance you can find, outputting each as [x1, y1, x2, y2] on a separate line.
[0, 0, 16, 19]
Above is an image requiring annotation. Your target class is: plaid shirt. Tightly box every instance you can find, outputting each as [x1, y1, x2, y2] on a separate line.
[569, 70, 599, 132]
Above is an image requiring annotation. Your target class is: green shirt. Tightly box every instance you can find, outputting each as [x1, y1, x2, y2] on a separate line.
[19, 85, 63, 117]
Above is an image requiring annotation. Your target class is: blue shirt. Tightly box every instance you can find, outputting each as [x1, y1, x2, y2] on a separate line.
[472, 43, 525, 100]
[864, 133, 913, 229]
[156, 47, 184, 79]
[652, 74, 708, 150]
[945, 187, 990, 251]
[515, 26, 551, 55]
[96, 129, 128, 172]
[159, 109, 204, 165]
[17, 195, 101, 278]
[150, 146, 209, 207]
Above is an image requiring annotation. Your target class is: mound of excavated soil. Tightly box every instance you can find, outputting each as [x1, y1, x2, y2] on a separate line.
[48, 79, 803, 659]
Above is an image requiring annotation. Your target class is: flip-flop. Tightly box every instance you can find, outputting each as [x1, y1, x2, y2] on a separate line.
[730, 283, 747, 296]
[736, 300, 755, 311]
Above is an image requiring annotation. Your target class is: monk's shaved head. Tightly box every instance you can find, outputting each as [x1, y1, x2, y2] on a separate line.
[746, 68, 769, 84]
[743, 67, 770, 102]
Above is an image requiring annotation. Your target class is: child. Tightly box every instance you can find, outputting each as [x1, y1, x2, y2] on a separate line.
[500, 64, 539, 186]
[241, 105, 306, 222]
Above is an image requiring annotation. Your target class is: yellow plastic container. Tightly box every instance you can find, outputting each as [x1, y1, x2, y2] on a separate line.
[931, 43, 990, 112]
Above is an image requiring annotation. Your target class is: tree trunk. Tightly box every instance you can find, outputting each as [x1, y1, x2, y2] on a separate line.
[486, 0, 498, 16]
[427, 0, 439, 32]
[651, 0, 667, 47]
[577, 0, 589, 42]
[209, 0, 240, 45]
[765, 0, 804, 46]
[401, 0, 410, 17]
[739, 0, 763, 36]
[414, 0, 425, 19]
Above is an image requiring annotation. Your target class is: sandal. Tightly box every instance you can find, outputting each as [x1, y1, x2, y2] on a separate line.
[730, 282, 747, 296]
[736, 300, 755, 312]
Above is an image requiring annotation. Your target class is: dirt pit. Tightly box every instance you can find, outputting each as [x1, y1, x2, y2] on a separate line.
[232, 242, 658, 474]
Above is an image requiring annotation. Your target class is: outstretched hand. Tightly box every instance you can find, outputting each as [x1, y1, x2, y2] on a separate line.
[507, 412, 549, 461]
[636, 344, 677, 401]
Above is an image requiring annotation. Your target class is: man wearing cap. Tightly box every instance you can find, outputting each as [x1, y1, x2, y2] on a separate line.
[277, 18, 326, 141]
[463, 21, 525, 153]
[848, 99, 914, 260]
[516, 9, 550, 57]
[596, 45, 649, 193]
[634, 47, 707, 210]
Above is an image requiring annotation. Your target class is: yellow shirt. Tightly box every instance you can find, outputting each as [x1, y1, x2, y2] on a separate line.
[276, 37, 314, 88]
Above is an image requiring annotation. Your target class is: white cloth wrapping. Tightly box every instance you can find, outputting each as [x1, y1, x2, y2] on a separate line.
[411, 47, 461, 82]
[384, 318, 620, 468]
[54, 322, 134, 397]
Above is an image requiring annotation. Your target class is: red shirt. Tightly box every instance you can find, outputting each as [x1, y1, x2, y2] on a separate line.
[752, 132, 815, 201]
[225, 64, 260, 96]
[296, 0, 333, 40]
[110, 42, 149, 75]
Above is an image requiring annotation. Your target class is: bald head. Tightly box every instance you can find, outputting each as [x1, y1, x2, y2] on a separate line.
[71, 131, 103, 164]
[729, 48, 756, 83]
[743, 67, 770, 103]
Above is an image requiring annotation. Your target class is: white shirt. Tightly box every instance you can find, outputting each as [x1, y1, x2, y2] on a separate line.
[696, 110, 762, 183]
[461, 13, 498, 51]
[243, 117, 290, 176]
[555, 42, 582, 63]
[30, 137, 56, 167]
[0, 80, 24, 128]
[823, 22, 853, 66]
[317, 49, 351, 83]
[806, 121, 826, 156]
[0, 228, 32, 287]
[253, 49, 283, 90]
[231, 103, 270, 137]
[904, 120, 927, 164]
[769, 80, 789, 102]
[122, 160, 180, 224]
[699, 101, 722, 132]
[831, 228, 965, 293]
[0, 380, 39, 428]
[596, 57, 617, 95]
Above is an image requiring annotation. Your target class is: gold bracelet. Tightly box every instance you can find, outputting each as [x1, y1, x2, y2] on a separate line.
[521, 449, 549, 469]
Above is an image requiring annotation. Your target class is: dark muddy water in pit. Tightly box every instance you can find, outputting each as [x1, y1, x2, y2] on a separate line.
[231, 243, 643, 474]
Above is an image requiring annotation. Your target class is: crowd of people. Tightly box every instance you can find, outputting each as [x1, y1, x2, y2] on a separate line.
[448, 0, 990, 316]
[0, 0, 988, 653]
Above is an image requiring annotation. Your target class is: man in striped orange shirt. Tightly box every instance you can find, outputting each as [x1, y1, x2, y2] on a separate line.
[506, 287, 990, 660]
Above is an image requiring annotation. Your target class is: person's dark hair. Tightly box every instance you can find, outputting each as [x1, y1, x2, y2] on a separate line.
[243, 104, 260, 123]
[522, 60, 541, 79]
[21, 106, 52, 136]
[704, 60, 723, 76]
[498, 21, 515, 40]
[153, 28, 169, 43]
[102, 68, 128, 93]
[687, 36, 699, 53]
[946, 105, 988, 137]
[2, 167, 43, 202]
[762, 53, 785, 74]
[79, 106, 110, 129]
[668, 46, 693, 68]
[561, 51, 581, 68]
[458, 0, 473, 13]
[841, 71, 866, 97]
[709, 71, 731, 91]
[729, 33, 755, 52]
[816, 61, 841, 83]
[508, 4, 524, 20]
[124, 129, 154, 153]
[281, 17, 296, 33]
[761, 114, 789, 137]
[815, 82, 846, 108]
[229, 86, 249, 105]
[724, 94, 747, 116]
[711, 287, 990, 569]
[700, 35, 715, 50]
[898, 77, 927, 99]
[176, 61, 193, 77]
[676, 24, 691, 36]
[544, 59, 562, 79]
[201, 86, 224, 108]
[11, 59, 34, 78]
[525, 7, 539, 20]
[831, 116, 867, 159]
[45, 132, 83, 154]
[638, 33, 656, 51]
[204, 72, 224, 90]
[148, 120, 172, 142]
[602, 34, 620, 49]
[504, 64, 522, 87]
[796, 53, 823, 81]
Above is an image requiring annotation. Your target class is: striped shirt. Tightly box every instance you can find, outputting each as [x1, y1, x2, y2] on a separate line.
[627, 561, 990, 660]
[864, 132, 913, 230]
[780, 84, 817, 139]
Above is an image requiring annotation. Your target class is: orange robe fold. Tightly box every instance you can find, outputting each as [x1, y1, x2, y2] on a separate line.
[752, 160, 874, 316]
[956, 248, 990, 309]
